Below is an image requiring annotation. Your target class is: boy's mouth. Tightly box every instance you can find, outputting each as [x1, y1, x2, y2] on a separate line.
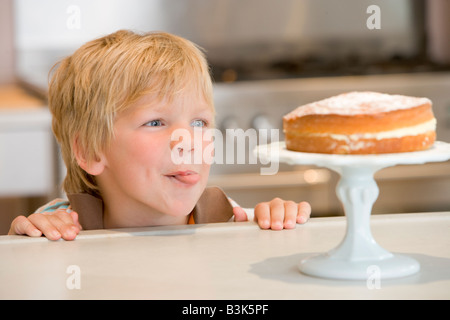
[165, 170, 200, 185]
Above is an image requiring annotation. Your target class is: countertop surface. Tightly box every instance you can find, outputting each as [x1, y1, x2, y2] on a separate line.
[1, 212, 449, 300]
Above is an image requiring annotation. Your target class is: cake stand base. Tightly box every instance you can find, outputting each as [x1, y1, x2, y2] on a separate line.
[298, 253, 420, 280]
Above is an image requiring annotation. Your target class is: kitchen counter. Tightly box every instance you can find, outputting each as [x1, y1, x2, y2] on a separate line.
[0, 212, 449, 300]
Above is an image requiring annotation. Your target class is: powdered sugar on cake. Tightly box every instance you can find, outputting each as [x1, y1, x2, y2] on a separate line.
[284, 91, 432, 119]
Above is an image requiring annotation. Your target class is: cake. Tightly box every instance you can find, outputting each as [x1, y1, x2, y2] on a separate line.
[283, 91, 436, 154]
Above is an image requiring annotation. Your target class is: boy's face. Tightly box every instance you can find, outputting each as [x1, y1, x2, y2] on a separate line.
[96, 89, 214, 222]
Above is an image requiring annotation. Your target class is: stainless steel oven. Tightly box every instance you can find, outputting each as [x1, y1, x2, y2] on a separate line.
[209, 72, 450, 216]
[12, 0, 450, 216]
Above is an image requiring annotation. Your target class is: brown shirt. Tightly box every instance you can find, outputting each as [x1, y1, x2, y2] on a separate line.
[67, 186, 235, 230]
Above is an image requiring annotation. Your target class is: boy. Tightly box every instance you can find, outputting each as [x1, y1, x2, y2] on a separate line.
[9, 30, 311, 240]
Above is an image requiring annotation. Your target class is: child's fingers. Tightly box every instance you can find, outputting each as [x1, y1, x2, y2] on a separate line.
[9, 209, 81, 241]
[254, 202, 271, 229]
[29, 212, 78, 241]
[269, 198, 285, 230]
[8, 216, 42, 237]
[57, 211, 81, 240]
[296, 201, 312, 224]
[69, 211, 83, 230]
[46, 210, 80, 240]
[283, 201, 298, 229]
[233, 207, 248, 222]
[27, 213, 63, 240]
[255, 199, 312, 230]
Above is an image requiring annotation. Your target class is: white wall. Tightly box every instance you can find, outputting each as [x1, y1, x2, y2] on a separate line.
[14, 0, 167, 50]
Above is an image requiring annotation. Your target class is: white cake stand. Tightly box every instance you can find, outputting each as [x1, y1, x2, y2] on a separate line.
[255, 141, 450, 280]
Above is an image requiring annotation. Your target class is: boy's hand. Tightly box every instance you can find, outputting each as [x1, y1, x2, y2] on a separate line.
[233, 198, 311, 230]
[232, 206, 249, 222]
[8, 209, 82, 241]
[255, 198, 311, 230]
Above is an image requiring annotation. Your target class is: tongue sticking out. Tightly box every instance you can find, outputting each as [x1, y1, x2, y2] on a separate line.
[169, 171, 200, 185]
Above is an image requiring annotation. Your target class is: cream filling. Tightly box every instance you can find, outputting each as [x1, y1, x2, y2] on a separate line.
[318, 118, 436, 142]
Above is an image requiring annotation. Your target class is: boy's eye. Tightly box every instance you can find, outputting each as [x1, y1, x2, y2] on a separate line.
[191, 119, 207, 127]
[144, 119, 163, 127]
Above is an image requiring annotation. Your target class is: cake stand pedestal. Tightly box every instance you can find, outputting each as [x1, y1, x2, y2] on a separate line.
[255, 141, 450, 280]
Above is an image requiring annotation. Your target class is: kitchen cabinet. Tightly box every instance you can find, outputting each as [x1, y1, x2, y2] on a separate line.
[0, 85, 57, 235]
[0, 86, 55, 197]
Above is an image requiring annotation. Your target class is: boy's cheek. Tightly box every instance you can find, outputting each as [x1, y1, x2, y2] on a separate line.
[203, 139, 215, 165]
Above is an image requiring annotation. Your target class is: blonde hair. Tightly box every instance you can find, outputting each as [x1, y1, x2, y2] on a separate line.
[48, 30, 213, 196]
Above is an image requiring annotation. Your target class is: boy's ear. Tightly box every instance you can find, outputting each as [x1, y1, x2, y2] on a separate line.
[72, 136, 106, 176]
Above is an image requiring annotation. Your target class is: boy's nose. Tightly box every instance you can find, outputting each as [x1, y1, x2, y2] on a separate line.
[170, 128, 195, 155]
